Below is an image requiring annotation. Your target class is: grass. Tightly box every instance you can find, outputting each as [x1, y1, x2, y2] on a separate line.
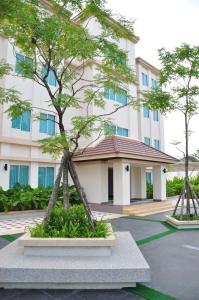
[125, 284, 178, 300]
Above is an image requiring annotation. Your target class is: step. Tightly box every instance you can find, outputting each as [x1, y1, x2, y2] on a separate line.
[123, 205, 173, 213]
[123, 207, 174, 216]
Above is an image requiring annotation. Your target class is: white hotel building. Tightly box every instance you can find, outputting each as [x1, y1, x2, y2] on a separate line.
[0, 11, 177, 206]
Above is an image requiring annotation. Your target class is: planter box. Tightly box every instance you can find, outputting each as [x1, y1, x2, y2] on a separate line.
[166, 215, 199, 229]
[18, 223, 115, 257]
[0, 232, 150, 289]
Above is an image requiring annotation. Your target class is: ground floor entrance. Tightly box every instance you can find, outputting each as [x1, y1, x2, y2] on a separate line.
[75, 159, 167, 206]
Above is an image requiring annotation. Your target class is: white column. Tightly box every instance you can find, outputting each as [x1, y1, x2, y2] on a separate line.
[113, 161, 130, 205]
[153, 166, 166, 200]
[130, 167, 146, 199]
[0, 160, 10, 190]
[29, 162, 38, 188]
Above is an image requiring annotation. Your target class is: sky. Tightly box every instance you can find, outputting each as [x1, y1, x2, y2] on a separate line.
[106, 0, 199, 158]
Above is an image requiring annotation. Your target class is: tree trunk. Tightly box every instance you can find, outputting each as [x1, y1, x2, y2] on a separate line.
[68, 158, 96, 229]
[43, 155, 65, 224]
[184, 111, 191, 216]
[63, 149, 70, 209]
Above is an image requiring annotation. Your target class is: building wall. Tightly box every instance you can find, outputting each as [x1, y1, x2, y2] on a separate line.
[136, 60, 165, 151]
[0, 16, 165, 193]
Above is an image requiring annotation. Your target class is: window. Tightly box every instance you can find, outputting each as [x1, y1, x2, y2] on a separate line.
[143, 106, 149, 118]
[104, 87, 128, 105]
[153, 110, 159, 122]
[141, 72, 148, 86]
[12, 111, 31, 132]
[154, 139, 160, 150]
[40, 113, 55, 135]
[144, 137, 150, 146]
[151, 79, 157, 89]
[9, 165, 29, 188]
[38, 167, 54, 188]
[105, 125, 128, 137]
[117, 126, 128, 137]
[42, 65, 57, 86]
[15, 53, 33, 77]
[146, 172, 152, 184]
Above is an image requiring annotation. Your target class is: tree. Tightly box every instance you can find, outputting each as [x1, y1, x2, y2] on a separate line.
[143, 43, 199, 219]
[0, 0, 137, 225]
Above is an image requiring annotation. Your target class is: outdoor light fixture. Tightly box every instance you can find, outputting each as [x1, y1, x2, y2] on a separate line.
[125, 165, 129, 172]
[4, 164, 8, 171]
[163, 168, 167, 173]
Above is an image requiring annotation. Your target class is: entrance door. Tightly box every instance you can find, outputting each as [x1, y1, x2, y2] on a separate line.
[108, 167, 113, 202]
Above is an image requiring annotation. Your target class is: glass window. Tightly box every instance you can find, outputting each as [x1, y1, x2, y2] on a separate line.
[12, 111, 31, 132]
[39, 113, 55, 135]
[9, 165, 29, 188]
[141, 72, 148, 86]
[152, 79, 157, 88]
[117, 126, 128, 137]
[15, 53, 33, 77]
[104, 124, 117, 136]
[38, 167, 54, 187]
[146, 172, 152, 184]
[154, 139, 160, 150]
[104, 87, 128, 105]
[144, 137, 150, 146]
[153, 110, 159, 122]
[42, 65, 57, 87]
[143, 106, 149, 118]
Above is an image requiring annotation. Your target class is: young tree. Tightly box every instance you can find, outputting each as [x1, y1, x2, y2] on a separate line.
[0, 0, 137, 225]
[143, 43, 199, 219]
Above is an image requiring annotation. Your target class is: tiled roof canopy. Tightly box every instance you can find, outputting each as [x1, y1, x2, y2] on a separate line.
[73, 136, 178, 164]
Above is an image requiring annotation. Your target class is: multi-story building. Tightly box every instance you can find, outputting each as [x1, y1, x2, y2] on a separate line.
[0, 9, 177, 206]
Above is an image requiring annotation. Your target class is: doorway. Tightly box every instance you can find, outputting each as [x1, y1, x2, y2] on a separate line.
[108, 167, 113, 202]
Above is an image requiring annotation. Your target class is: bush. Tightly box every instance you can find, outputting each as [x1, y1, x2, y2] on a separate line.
[147, 183, 153, 199]
[0, 184, 81, 212]
[30, 205, 110, 238]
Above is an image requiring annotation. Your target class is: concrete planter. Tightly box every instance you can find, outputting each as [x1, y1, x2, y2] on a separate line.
[166, 215, 199, 229]
[18, 223, 115, 256]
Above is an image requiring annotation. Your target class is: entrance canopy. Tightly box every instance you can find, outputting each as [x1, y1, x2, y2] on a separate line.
[73, 136, 178, 165]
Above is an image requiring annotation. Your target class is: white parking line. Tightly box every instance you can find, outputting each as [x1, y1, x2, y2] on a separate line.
[183, 245, 199, 251]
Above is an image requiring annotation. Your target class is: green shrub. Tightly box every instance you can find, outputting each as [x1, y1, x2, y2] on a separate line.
[147, 183, 153, 199]
[0, 184, 81, 212]
[173, 214, 199, 221]
[30, 205, 110, 238]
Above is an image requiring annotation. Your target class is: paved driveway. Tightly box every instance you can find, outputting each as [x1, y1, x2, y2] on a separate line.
[0, 211, 199, 299]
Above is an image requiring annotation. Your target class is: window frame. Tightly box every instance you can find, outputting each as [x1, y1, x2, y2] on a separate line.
[38, 166, 55, 188]
[39, 112, 55, 136]
[11, 111, 31, 132]
[104, 87, 128, 105]
[9, 165, 29, 188]
[144, 137, 151, 146]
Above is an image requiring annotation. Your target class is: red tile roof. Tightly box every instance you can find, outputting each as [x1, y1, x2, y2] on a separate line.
[73, 136, 177, 164]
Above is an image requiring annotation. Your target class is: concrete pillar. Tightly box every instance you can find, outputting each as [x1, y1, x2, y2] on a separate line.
[130, 167, 146, 199]
[113, 161, 130, 205]
[0, 160, 9, 190]
[29, 162, 38, 188]
[153, 166, 166, 200]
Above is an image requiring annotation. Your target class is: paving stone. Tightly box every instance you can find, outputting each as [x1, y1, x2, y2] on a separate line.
[0, 238, 10, 250]
[111, 218, 166, 241]
[77, 289, 127, 300]
[0, 288, 25, 300]
[10, 290, 52, 300]
[42, 289, 78, 300]
[141, 231, 199, 300]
